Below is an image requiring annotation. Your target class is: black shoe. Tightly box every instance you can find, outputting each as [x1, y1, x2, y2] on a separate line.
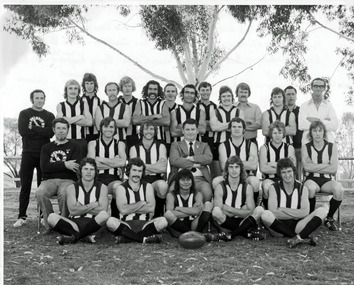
[81, 235, 96, 244]
[324, 217, 338, 231]
[115, 235, 131, 244]
[143, 234, 162, 244]
[57, 235, 77, 245]
[203, 233, 220, 242]
[287, 236, 303, 248]
[306, 236, 319, 246]
[218, 232, 232, 242]
[247, 228, 266, 241]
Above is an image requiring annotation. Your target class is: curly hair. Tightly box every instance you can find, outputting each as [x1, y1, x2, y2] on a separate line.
[223, 155, 247, 184]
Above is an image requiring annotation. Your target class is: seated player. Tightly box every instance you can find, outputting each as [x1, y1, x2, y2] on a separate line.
[106, 158, 168, 244]
[261, 158, 327, 248]
[87, 117, 126, 217]
[212, 156, 264, 241]
[47, 158, 109, 245]
[164, 169, 213, 238]
[302, 120, 344, 231]
[215, 117, 260, 204]
[169, 118, 213, 202]
[129, 122, 168, 217]
[259, 121, 296, 209]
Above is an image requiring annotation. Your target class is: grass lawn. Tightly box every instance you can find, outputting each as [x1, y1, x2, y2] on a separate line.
[3, 187, 354, 285]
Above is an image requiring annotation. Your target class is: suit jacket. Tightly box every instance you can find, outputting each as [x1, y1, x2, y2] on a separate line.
[168, 139, 213, 185]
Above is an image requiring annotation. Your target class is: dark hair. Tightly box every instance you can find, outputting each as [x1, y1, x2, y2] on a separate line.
[182, 118, 199, 129]
[198, 81, 212, 92]
[52, 117, 69, 129]
[276, 158, 296, 177]
[81, 73, 98, 93]
[30, 89, 46, 102]
[308, 120, 327, 141]
[99, 117, 117, 135]
[270, 87, 285, 106]
[180, 84, 198, 103]
[228, 117, 246, 131]
[164, 83, 178, 93]
[235, 82, 251, 97]
[311, 77, 327, 89]
[173, 169, 196, 195]
[139, 121, 158, 139]
[284, 85, 297, 94]
[64, 79, 81, 99]
[142, 80, 163, 99]
[223, 155, 247, 184]
[126, 157, 146, 177]
[119, 76, 136, 92]
[218, 86, 234, 104]
[104, 82, 120, 94]
[77, 157, 98, 182]
[268, 121, 286, 139]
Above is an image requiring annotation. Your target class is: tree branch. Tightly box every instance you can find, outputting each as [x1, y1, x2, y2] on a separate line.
[66, 17, 181, 87]
[205, 19, 253, 79]
[309, 12, 354, 43]
[212, 53, 268, 86]
[172, 48, 187, 87]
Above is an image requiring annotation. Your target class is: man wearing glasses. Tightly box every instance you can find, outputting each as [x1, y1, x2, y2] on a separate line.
[298, 78, 339, 144]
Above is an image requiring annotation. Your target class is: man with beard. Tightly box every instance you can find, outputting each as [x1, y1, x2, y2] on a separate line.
[81, 73, 101, 142]
[56, 79, 93, 157]
[170, 84, 206, 142]
[95, 82, 131, 142]
[118, 76, 139, 150]
[262, 87, 296, 145]
[35, 118, 82, 234]
[133, 80, 170, 142]
[106, 158, 168, 244]
[14, 89, 55, 228]
[47, 158, 109, 245]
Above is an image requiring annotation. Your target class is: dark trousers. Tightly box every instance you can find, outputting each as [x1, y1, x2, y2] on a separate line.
[19, 152, 42, 218]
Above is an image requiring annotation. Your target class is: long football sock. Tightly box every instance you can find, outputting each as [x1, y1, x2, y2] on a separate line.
[77, 219, 101, 240]
[262, 198, 268, 210]
[269, 219, 296, 237]
[327, 198, 342, 219]
[195, 211, 211, 232]
[52, 219, 78, 236]
[170, 219, 190, 233]
[154, 197, 166, 218]
[309, 197, 316, 213]
[138, 222, 159, 237]
[299, 216, 322, 239]
[113, 224, 143, 243]
[231, 216, 257, 239]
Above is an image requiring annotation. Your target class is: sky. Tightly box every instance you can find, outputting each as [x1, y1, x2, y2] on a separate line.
[1, 5, 353, 122]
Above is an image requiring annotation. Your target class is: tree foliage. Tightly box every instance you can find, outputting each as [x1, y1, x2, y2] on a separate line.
[3, 118, 22, 179]
[3, 5, 354, 97]
[335, 112, 354, 181]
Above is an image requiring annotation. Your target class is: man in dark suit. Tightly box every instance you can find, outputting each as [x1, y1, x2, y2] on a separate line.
[169, 118, 213, 202]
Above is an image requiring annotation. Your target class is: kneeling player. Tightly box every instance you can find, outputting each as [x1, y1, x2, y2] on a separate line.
[164, 169, 213, 238]
[48, 158, 109, 245]
[261, 158, 327, 248]
[212, 155, 264, 241]
[106, 158, 168, 243]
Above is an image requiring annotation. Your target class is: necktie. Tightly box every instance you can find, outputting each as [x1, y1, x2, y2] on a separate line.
[189, 142, 194, 156]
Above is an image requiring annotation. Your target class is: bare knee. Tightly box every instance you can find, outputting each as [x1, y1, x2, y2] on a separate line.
[47, 213, 61, 227]
[333, 184, 344, 200]
[155, 181, 168, 198]
[261, 210, 275, 226]
[313, 207, 328, 220]
[252, 206, 265, 220]
[212, 207, 223, 223]
[154, 217, 168, 232]
[106, 217, 120, 232]
[96, 211, 110, 225]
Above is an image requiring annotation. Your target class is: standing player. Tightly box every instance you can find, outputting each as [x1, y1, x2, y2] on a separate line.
[234, 82, 262, 146]
[129, 122, 168, 217]
[56, 79, 93, 157]
[106, 158, 168, 244]
[212, 156, 264, 241]
[262, 87, 296, 144]
[47, 158, 109, 245]
[14, 89, 55, 227]
[164, 169, 213, 237]
[261, 158, 327, 248]
[302, 121, 344, 231]
[95, 82, 131, 142]
[196, 82, 217, 152]
[209, 86, 244, 178]
[163, 83, 178, 154]
[169, 119, 213, 202]
[285, 85, 303, 180]
[259, 121, 296, 209]
[217, 118, 260, 203]
[170, 84, 206, 141]
[81, 73, 101, 142]
[35, 118, 82, 234]
[118, 76, 139, 150]
[133, 80, 170, 142]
